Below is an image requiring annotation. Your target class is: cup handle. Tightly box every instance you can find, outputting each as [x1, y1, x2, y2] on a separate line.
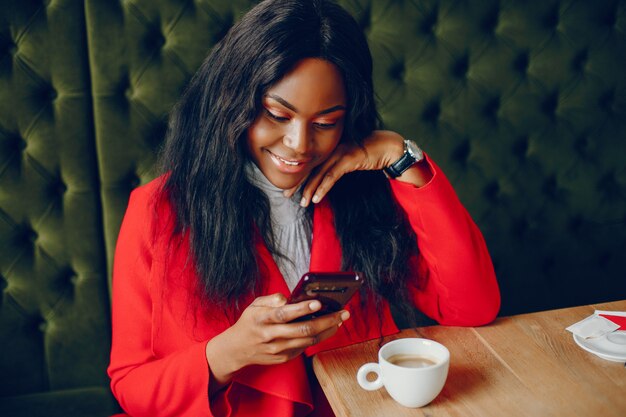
[357, 363, 383, 391]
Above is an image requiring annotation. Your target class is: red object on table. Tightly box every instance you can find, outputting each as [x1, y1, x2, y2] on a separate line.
[599, 314, 626, 330]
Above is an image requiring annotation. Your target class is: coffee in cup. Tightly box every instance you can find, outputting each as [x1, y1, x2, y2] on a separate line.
[387, 353, 438, 368]
[356, 338, 449, 408]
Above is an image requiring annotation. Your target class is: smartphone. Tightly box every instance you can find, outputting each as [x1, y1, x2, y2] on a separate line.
[288, 271, 364, 321]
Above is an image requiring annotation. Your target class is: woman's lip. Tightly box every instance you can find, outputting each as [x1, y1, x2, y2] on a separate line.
[266, 150, 310, 173]
[266, 150, 311, 165]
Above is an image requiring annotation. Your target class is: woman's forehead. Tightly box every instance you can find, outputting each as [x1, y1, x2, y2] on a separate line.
[265, 58, 347, 114]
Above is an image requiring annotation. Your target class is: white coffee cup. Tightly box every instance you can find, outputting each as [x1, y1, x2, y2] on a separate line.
[356, 338, 450, 408]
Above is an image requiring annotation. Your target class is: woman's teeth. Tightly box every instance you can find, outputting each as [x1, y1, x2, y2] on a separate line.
[272, 153, 300, 165]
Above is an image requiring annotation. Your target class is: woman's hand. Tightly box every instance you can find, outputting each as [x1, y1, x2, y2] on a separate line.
[284, 130, 432, 206]
[205, 293, 350, 387]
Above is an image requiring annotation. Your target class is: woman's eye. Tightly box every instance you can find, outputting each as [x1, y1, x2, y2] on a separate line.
[264, 109, 289, 122]
[314, 121, 337, 129]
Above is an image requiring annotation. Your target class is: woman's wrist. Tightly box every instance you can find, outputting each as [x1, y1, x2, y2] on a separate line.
[383, 134, 433, 187]
[384, 134, 406, 166]
[205, 334, 238, 389]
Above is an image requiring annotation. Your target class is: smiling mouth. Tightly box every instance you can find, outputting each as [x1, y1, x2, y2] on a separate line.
[268, 151, 309, 166]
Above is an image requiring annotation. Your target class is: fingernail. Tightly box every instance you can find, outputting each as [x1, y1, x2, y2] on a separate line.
[300, 197, 307, 207]
[340, 311, 350, 321]
[309, 300, 322, 311]
[312, 194, 320, 204]
[338, 322, 343, 328]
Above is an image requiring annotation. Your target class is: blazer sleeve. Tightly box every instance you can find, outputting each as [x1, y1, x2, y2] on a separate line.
[389, 155, 501, 326]
[107, 185, 233, 417]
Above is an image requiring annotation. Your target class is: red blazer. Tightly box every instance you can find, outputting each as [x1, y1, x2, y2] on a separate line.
[108, 157, 500, 417]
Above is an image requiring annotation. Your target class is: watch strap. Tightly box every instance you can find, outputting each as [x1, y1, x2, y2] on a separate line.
[384, 140, 423, 179]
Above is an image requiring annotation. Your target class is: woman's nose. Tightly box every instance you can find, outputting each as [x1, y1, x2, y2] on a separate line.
[283, 121, 310, 154]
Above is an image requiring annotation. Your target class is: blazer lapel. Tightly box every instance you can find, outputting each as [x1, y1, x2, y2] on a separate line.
[254, 233, 291, 297]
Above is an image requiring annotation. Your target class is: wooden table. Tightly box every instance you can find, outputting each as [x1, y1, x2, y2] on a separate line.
[312, 300, 626, 417]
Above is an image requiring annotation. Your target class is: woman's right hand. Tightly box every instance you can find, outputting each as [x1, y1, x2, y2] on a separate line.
[205, 293, 350, 387]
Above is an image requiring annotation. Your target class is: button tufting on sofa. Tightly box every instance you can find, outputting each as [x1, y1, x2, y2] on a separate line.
[143, 28, 166, 52]
[14, 223, 38, 247]
[3, 131, 28, 153]
[451, 54, 469, 79]
[418, 9, 438, 36]
[421, 100, 441, 124]
[451, 139, 471, 165]
[483, 181, 500, 203]
[124, 84, 134, 101]
[127, 173, 140, 190]
[388, 61, 405, 83]
[43, 85, 57, 102]
[56, 265, 77, 285]
[143, 120, 167, 150]
[480, 6, 499, 34]
[511, 135, 529, 159]
[570, 48, 588, 73]
[481, 95, 500, 121]
[541, 5, 560, 31]
[0, 273, 7, 293]
[597, 171, 623, 202]
[1, 37, 17, 59]
[512, 51, 530, 75]
[38, 319, 49, 333]
[598, 88, 617, 114]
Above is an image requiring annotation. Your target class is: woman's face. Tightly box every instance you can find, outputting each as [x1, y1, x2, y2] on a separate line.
[247, 58, 347, 190]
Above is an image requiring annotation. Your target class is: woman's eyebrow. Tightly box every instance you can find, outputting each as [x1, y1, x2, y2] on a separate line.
[266, 93, 346, 115]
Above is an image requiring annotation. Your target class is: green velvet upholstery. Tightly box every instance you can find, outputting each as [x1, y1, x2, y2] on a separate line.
[1, 1, 624, 415]
[0, 0, 119, 415]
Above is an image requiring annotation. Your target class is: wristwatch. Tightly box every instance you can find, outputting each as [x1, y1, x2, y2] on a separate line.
[383, 139, 424, 179]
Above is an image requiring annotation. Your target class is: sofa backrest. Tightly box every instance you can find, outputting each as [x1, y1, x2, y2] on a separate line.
[0, 0, 112, 400]
[1, 0, 625, 409]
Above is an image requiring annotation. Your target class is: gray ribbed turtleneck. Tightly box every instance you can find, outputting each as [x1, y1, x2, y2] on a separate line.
[246, 162, 312, 290]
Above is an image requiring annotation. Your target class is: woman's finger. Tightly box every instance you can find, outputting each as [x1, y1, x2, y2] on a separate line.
[259, 299, 323, 324]
[263, 337, 319, 356]
[257, 316, 346, 362]
[307, 151, 360, 205]
[309, 162, 349, 204]
[266, 309, 349, 340]
[300, 151, 345, 206]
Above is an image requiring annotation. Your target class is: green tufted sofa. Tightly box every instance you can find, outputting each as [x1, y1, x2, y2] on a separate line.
[1, 1, 624, 416]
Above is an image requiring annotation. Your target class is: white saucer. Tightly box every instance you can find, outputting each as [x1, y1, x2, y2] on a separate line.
[573, 331, 626, 362]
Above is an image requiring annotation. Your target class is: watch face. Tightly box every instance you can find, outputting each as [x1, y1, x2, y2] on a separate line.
[405, 140, 424, 161]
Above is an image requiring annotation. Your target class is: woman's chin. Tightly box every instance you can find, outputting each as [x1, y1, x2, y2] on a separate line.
[264, 172, 307, 191]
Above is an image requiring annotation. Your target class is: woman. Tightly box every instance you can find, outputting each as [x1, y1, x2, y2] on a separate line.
[108, 0, 500, 416]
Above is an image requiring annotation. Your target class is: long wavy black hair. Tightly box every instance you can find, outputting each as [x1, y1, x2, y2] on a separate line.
[159, 0, 420, 319]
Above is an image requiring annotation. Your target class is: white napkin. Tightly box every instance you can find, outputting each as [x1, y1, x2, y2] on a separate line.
[566, 314, 620, 339]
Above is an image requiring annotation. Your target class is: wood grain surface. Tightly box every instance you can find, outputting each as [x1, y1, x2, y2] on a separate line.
[312, 300, 626, 417]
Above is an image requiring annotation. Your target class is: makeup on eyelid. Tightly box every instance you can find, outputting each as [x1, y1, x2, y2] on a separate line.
[263, 104, 345, 120]
[262, 108, 343, 134]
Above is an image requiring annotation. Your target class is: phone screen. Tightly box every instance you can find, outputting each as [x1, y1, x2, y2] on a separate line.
[288, 272, 364, 321]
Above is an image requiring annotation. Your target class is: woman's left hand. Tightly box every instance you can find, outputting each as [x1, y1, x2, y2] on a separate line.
[285, 130, 430, 206]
